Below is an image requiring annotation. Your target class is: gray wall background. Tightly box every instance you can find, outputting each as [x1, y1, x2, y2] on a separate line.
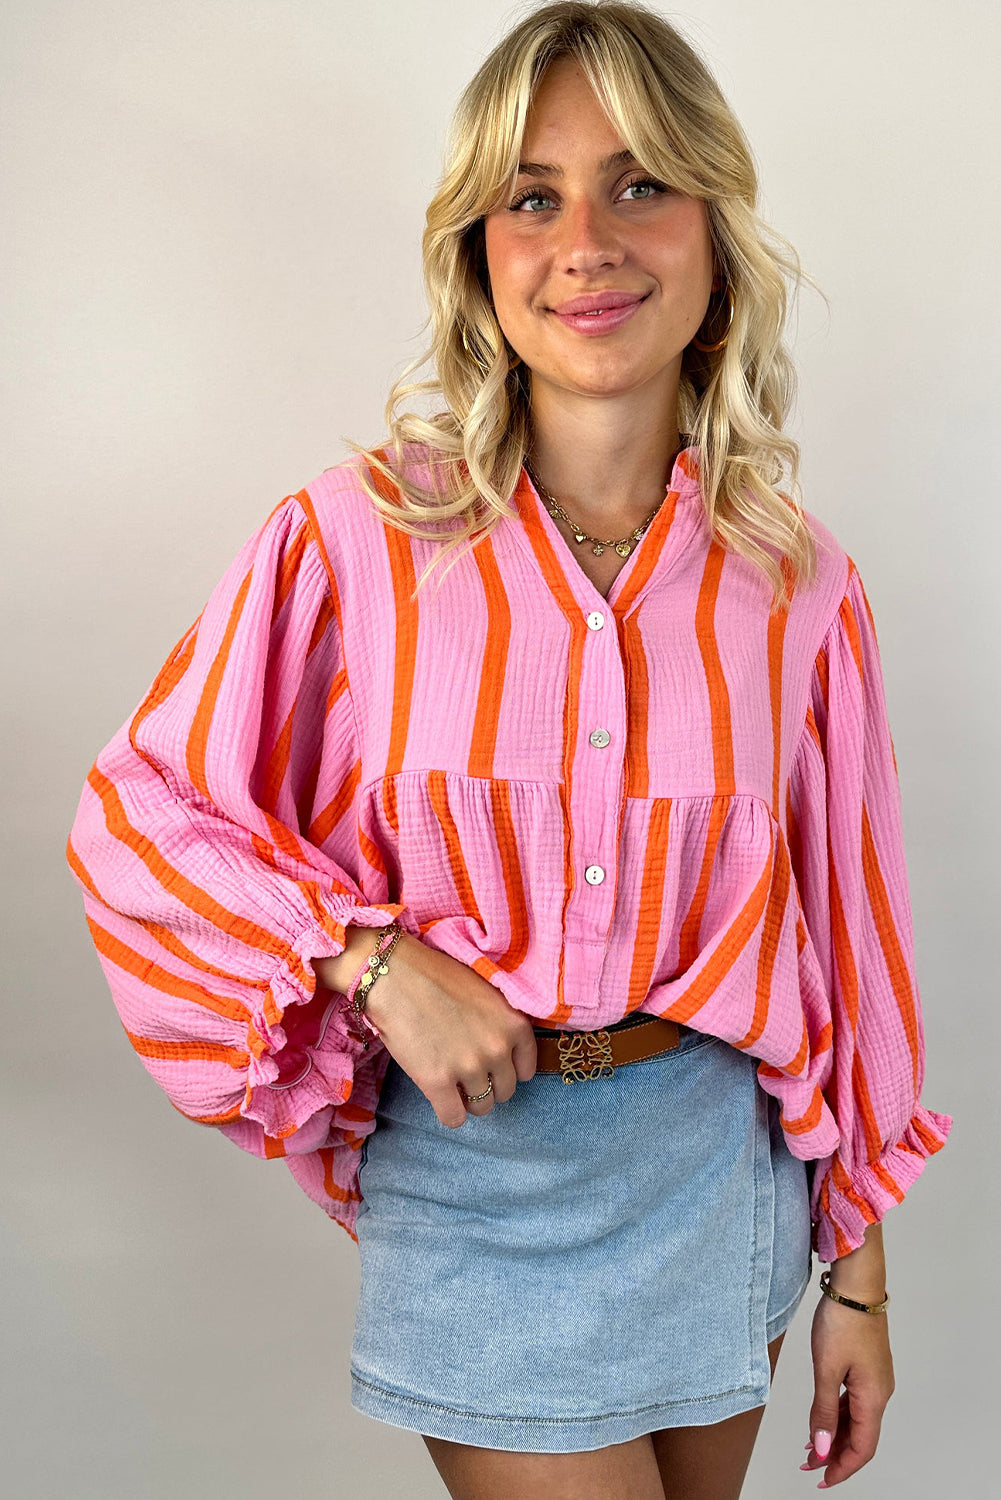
[3, 1, 995, 1495]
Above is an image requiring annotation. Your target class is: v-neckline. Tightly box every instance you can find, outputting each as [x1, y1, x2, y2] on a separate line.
[513, 444, 704, 616]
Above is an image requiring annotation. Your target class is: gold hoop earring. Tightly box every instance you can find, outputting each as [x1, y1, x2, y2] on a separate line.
[691, 283, 735, 353]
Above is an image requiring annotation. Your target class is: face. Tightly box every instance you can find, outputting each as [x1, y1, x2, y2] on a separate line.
[482, 57, 717, 404]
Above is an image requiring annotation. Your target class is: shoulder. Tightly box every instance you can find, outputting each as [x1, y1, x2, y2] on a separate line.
[282, 441, 453, 600]
[294, 441, 446, 542]
[786, 499, 854, 644]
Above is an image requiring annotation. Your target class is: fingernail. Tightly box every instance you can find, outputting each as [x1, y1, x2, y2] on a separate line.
[813, 1430, 832, 1459]
[817, 1484, 829, 1491]
[804, 1440, 814, 1450]
[799, 1462, 813, 1471]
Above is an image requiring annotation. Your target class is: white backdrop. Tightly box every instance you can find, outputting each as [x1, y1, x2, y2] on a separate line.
[2, 2, 994, 1495]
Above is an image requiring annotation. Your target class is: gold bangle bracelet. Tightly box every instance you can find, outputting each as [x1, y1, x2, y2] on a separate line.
[819, 1269, 890, 1315]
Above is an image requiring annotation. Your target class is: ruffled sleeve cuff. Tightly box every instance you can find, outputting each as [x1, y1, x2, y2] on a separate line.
[224, 895, 423, 1153]
[811, 1103, 954, 1262]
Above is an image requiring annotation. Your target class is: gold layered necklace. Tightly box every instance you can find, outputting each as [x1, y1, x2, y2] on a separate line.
[524, 443, 685, 558]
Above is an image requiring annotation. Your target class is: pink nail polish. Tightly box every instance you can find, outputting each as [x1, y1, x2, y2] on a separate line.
[813, 1430, 833, 1459]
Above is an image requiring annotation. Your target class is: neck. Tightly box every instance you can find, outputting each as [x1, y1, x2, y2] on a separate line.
[525, 372, 684, 527]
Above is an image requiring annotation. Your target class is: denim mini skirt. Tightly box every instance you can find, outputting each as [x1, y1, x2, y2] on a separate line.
[349, 1016, 813, 1453]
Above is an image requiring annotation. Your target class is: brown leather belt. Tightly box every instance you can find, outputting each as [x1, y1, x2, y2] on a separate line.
[531, 1013, 682, 1082]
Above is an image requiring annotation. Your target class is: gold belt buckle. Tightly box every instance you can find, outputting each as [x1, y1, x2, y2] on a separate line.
[556, 1028, 615, 1083]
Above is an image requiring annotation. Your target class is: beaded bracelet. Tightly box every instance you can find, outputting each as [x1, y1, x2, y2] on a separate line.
[819, 1269, 890, 1315]
[338, 919, 404, 1050]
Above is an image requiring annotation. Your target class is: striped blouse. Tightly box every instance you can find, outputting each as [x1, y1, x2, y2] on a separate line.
[65, 441, 953, 1262]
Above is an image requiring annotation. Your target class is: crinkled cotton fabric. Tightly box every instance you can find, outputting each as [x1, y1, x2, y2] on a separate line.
[65, 440, 953, 1262]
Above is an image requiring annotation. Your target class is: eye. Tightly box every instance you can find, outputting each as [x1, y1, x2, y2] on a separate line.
[508, 187, 557, 213]
[619, 175, 670, 201]
[506, 176, 671, 213]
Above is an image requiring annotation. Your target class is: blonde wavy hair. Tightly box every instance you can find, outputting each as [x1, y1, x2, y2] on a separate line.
[342, 0, 827, 612]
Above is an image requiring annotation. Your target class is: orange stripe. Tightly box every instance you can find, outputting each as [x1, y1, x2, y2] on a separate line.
[319, 1144, 362, 1208]
[123, 1029, 251, 1069]
[621, 610, 651, 798]
[338, 1100, 377, 1125]
[785, 777, 802, 896]
[358, 821, 390, 884]
[616, 481, 696, 797]
[827, 811, 859, 1036]
[672, 824, 778, 1026]
[83, 764, 358, 1008]
[84, 765, 298, 967]
[846, 557, 898, 774]
[294, 489, 344, 626]
[862, 795, 920, 1085]
[778, 1081, 826, 1137]
[813, 642, 830, 720]
[170, 1097, 243, 1126]
[737, 821, 792, 1050]
[428, 769, 483, 925]
[83, 912, 251, 1025]
[297, 656, 352, 832]
[490, 779, 532, 973]
[380, 771, 402, 841]
[626, 798, 673, 1010]
[130, 623, 200, 748]
[832, 1156, 882, 1225]
[838, 586, 864, 685]
[365, 460, 420, 781]
[676, 796, 729, 971]
[309, 759, 363, 848]
[185, 566, 253, 798]
[273, 518, 312, 621]
[183, 514, 313, 802]
[68, 836, 272, 990]
[612, 484, 686, 617]
[695, 542, 735, 793]
[768, 556, 796, 817]
[468, 538, 511, 777]
[850, 1046, 884, 1165]
[295, 750, 321, 836]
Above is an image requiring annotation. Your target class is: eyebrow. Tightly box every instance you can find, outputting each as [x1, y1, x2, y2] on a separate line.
[515, 148, 638, 178]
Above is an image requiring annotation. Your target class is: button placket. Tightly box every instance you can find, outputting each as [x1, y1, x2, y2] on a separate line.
[565, 607, 627, 947]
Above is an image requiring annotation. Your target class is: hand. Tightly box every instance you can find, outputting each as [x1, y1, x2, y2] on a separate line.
[356, 933, 539, 1126]
[800, 1289, 895, 1487]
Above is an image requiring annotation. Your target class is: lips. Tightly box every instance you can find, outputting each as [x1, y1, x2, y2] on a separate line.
[548, 292, 650, 337]
[551, 291, 647, 315]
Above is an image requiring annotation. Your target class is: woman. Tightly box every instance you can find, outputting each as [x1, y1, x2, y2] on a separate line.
[66, 2, 952, 1496]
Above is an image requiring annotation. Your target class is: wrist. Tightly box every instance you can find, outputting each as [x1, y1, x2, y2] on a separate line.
[313, 922, 387, 995]
[360, 930, 420, 1027]
[827, 1224, 886, 1299]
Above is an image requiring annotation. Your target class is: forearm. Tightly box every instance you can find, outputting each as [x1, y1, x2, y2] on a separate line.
[827, 1220, 886, 1299]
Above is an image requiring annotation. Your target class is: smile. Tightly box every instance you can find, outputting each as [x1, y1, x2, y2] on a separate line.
[549, 295, 649, 336]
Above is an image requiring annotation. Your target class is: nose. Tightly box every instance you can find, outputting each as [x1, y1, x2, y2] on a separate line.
[553, 195, 626, 275]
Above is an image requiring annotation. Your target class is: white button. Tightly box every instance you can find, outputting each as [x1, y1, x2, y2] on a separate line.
[588, 728, 610, 748]
[586, 611, 605, 630]
[584, 864, 605, 885]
